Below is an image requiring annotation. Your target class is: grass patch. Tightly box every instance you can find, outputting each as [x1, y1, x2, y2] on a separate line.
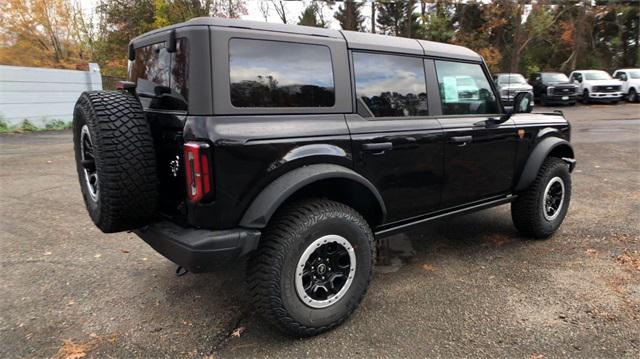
[45, 119, 72, 130]
[0, 119, 72, 133]
[20, 119, 39, 132]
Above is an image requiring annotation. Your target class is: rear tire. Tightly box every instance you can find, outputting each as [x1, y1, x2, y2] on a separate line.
[248, 199, 374, 337]
[73, 91, 159, 233]
[511, 158, 571, 239]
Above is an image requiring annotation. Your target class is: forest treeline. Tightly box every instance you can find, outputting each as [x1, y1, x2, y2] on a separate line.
[0, 0, 638, 79]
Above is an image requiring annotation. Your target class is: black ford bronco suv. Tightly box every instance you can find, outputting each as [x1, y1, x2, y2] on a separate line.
[73, 18, 575, 337]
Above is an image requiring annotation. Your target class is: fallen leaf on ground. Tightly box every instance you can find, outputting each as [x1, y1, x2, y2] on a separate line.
[231, 326, 246, 338]
[530, 354, 544, 359]
[52, 334, 118, 359]
[421, 264, 435, 272]
[615, 250, 640, 271]
[120, 249, 130, 254]
[585, 249, 598, 257]
[483, 234, 512, 247]
[52, 339, 95, 359]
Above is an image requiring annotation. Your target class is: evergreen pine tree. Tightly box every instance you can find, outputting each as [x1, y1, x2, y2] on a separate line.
[334, 0, 365, 31]
[377, 0, 420, 38]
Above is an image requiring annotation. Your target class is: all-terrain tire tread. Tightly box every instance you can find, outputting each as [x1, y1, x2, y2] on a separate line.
[511, 157, 570, 239]
[247, 199, 374, 337]
[73, 91, 159, 232]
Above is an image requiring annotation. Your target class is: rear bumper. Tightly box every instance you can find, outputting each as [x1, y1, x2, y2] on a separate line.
[134, 221, 261, 272]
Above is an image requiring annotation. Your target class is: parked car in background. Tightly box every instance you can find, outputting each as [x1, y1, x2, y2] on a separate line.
[528, 72, 578, 106]
[493, 73, 533, 106]
[569, 70, 623, 104]
[612, 68, 640, 102]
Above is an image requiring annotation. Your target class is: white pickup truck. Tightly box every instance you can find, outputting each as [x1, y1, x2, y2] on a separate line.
[569, 70, 623, 104]
[612, 68, 640, 103]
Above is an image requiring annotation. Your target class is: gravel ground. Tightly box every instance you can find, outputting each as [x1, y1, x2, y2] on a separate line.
[0, 103, 638, 358]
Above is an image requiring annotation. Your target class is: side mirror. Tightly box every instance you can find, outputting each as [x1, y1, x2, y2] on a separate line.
[513, 92, 533, 113]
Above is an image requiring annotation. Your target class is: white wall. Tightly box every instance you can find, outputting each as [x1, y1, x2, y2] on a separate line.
[0, 64, 102, 128]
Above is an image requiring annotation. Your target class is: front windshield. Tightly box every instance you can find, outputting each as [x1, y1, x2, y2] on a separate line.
[628, 70, 640, 79]
[541, 73, 569, 82]
[498, 74, 527, 84]
[584, 71, 612, 80]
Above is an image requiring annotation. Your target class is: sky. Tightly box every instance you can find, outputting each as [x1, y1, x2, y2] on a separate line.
[77, 0, 375, 31]
[77, 0, 529, 31]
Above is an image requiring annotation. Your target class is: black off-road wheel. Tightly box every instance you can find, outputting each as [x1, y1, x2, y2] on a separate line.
[248, 199, 374, 337]
[73, 91, 159, 233]
[511, 157, 572, 239]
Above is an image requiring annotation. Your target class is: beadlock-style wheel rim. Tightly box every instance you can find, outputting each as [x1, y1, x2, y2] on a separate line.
[542, 176, 565, 221]
[80, 125, 99, 201]
[295, 235, 356, 309]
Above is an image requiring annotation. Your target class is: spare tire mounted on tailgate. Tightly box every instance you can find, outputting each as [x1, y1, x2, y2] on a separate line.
[73, 91, 159, 233]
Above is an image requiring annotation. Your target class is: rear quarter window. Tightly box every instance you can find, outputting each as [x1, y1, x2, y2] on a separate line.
[229, 38, 335, 108]
[129, 39, 189, 111]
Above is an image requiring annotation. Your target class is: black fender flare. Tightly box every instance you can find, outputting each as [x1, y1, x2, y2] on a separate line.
[239, 164, 386, 229]
[515, 137, 575, 192]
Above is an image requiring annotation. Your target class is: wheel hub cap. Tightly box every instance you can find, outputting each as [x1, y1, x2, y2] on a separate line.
[295, 235, 356, 309]
[80, 125, 99, 201]
[542, 176, 565, 221]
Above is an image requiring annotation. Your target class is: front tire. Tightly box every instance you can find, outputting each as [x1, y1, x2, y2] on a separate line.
[248, 199, 374, 337]
[628, 88, 638, 103]
[582, 89, 590, 104]
[511, 158, 572, 239]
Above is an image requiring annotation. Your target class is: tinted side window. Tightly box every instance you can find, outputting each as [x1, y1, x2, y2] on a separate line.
[171, 39, 189, 102]
[229, 39, 335, 107]
[132, 43, 170, 89]
[130, 39, 188, 111]
[435, 61, 498, 115]
[353, 52, 428, 117]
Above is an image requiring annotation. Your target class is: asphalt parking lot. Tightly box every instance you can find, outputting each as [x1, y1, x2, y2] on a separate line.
[1, 102, 639, 358]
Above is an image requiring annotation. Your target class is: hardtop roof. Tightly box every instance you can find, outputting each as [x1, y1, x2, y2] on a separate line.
[131, 17, 481, 61]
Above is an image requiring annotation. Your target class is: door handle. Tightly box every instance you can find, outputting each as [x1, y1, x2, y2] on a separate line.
[451, 136, 472, 146]
[362, 142, 393, 153]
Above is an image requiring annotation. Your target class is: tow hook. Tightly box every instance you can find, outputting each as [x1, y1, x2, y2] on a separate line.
[176, 266, 189, 277]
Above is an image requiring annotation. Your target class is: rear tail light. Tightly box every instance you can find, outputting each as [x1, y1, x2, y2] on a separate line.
[183, 142, 212, 202]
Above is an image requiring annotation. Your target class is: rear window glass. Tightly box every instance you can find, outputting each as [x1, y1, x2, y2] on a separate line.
[129, 38, 188, 111]
[229, 38, 335, 108]
[352, 52, 428, 117]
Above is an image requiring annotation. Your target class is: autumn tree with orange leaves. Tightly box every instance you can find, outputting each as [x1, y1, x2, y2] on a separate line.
[0, 0, 94, 69]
